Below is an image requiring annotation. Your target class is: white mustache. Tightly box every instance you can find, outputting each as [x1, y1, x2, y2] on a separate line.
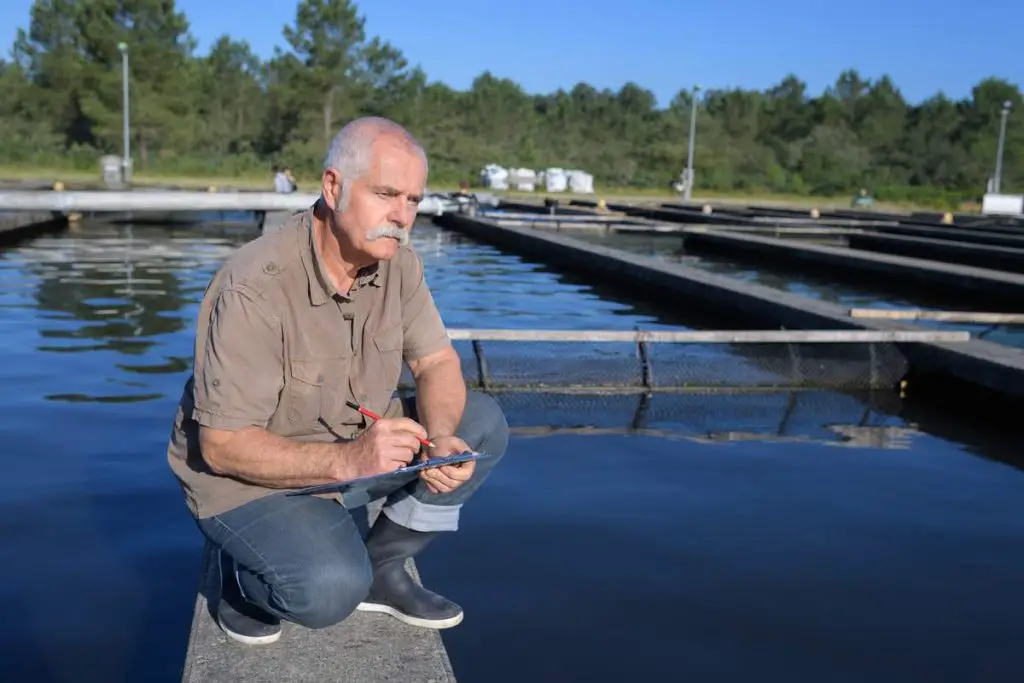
[366, 225, 409, 246]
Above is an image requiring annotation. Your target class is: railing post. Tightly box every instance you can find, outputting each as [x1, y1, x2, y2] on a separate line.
[472, 340, 491, 391]
[786, 338, 803, 386]
[868, 342, 879, 388]
[630, 391, 652, 431]
[777, 392, 798, 436]
[637, 333, 653, 389]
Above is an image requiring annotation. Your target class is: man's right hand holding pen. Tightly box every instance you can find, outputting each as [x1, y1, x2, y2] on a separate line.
[344, 400, 474, 495]
[345, 415, 429, 477]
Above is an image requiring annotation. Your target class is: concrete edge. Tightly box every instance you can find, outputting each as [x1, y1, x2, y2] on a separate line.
[433, 212, 1024, 399]
[876, 223, 1024, 249]
[678, 228, 1024, 294]
[578, 199, 1024, 242]
[179, 542, 214, 683]
[844, 232, 1024, 272]
[0, 212, 68, 245]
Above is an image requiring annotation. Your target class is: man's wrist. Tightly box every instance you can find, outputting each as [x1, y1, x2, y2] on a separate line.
[327, 441, 357, 481]
[427, 432, 461, 444]
[428, 431, 455, 439]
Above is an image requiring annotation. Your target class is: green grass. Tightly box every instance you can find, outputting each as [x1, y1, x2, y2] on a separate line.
[0, 165, 272, 190]
[0, 165, 970, 214]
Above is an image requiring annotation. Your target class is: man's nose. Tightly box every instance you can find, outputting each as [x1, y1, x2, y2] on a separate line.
[388, 197, 415, 226]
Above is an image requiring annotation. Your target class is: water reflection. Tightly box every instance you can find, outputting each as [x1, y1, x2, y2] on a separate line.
[26, 227, 242, 349]
[1, 224, 246, 404]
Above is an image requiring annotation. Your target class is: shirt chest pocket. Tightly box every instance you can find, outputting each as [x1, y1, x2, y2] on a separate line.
[284, 356, 351, 435]
[356, 323, 404, 410]
[372, 322, 403, 355]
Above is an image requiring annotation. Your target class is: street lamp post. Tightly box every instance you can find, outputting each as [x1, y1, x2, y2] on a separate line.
[683, 84, 701, 201]
[118, 42, 131, 184]
[993, 100, 1011, 193]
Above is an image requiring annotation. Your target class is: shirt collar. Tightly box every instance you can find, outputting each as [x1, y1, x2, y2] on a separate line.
[300, 209, 382, 306]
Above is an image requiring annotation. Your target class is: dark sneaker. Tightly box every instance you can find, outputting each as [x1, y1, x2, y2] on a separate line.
[216, 550, 282, 645]
[356, 516, 464, 629]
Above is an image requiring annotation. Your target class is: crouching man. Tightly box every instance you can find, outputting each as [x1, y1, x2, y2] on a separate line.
[166, 116, 509, 645]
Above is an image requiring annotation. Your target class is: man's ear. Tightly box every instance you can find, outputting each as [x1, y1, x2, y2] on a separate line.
[321, 168, 345, 210]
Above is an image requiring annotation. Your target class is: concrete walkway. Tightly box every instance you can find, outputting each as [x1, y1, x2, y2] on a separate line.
[180, 505, 457, 683]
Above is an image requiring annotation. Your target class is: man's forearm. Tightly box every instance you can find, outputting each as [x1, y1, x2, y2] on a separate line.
[414, 357, 467, 438]
[200, 426, 350, 488]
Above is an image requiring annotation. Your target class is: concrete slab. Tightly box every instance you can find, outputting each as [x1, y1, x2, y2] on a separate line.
[180, 504, 456, 683]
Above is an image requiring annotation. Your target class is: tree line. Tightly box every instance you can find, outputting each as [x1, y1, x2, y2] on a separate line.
[1, 0, 1021, 207]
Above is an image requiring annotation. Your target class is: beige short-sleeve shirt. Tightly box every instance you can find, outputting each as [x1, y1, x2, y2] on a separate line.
[166, 209, 451, 518]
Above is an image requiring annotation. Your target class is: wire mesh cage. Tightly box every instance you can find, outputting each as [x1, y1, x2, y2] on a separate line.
[405, 336, 916, 392]
[390, 329, 965, 448]
[489, 389, 916, 449]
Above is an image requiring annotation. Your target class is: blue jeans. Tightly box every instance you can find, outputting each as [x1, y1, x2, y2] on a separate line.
[194, 390, 508, 629]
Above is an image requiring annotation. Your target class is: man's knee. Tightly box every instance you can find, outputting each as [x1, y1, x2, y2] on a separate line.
[275, 552, 373, 629]
[462, 390, 509, 459]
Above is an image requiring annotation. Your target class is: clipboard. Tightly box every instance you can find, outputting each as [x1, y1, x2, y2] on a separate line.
[286, 451, 490, 497]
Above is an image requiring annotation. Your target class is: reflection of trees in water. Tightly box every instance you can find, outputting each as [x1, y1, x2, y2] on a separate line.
[25, 223, 245, 361]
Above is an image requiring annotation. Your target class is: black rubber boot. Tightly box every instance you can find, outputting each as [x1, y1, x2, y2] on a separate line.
[356, 515, 464, 629]
[216, 549, 282, 645]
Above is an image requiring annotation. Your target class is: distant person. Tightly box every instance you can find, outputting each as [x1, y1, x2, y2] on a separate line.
[167, 116, 509, 645]
[851, 187, 875, 208]
[272, 165, 294, 193]
[283, 166, 298, 192]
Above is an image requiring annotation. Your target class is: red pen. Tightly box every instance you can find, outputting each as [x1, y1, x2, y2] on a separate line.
[346, 400, 435, 449]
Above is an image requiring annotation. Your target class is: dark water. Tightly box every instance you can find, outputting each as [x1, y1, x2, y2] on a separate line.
[431, 430, 1024, 683]
[1, 219, 1023, 683]
[568, 231, 1024, 349]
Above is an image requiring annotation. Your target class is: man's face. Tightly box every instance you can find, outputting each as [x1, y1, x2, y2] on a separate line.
[324, 135, 426, 263]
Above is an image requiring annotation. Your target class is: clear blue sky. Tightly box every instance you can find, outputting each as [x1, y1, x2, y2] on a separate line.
[3, 0, 1022, 106]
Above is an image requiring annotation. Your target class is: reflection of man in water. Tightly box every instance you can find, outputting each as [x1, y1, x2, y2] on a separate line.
[167, 116, 509, 646]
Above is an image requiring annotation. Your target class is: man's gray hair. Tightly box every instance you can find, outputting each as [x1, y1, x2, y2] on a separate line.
[324, 117, 428, 211]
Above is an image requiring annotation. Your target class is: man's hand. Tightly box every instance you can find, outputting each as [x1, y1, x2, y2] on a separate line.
[344, 417, 427, 478]
[419, 434, 476, 495]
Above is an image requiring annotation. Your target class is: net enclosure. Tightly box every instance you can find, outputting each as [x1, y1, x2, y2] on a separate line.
[395, 328, 972, 394]
[487, 389, 916, 450]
